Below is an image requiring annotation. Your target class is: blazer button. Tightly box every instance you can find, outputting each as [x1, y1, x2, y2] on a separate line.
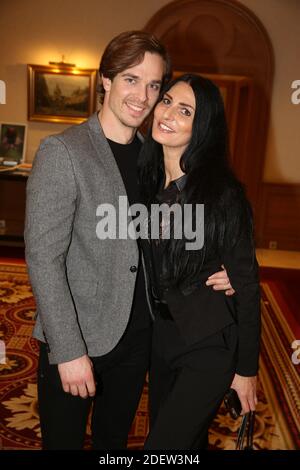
[130, 265, 137, 273]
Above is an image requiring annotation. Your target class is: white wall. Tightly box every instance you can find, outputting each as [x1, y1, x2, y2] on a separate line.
[238, 0, 300, 183]
[0, 0, 299, 183]
[0, 0, 172, 163]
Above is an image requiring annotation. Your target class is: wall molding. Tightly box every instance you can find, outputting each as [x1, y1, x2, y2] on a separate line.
[257, 183, 300, 251]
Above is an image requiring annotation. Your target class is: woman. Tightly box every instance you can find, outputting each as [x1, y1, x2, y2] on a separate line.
[138, 74, 261, 449]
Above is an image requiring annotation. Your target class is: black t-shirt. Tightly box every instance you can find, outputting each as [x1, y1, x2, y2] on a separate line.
[107, 136, 151, 332]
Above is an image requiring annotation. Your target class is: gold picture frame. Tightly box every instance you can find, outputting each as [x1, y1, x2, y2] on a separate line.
[27, 64, 97, 124]
[0, 122, 27, 164]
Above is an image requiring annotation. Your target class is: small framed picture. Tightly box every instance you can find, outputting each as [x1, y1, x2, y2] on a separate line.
[27, 64, 97, 124]
[0, 123, 27, 165]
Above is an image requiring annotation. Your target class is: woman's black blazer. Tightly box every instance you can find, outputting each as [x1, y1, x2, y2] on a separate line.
[160, 234, 261, 377]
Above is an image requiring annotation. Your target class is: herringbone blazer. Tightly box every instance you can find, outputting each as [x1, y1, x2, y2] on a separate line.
[25, 113, 152, 364]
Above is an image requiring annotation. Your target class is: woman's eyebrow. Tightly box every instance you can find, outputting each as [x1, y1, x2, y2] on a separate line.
[164, 92, 195, 110]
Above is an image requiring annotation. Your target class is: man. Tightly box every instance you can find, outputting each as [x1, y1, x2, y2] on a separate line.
[25, 31, 233, 450]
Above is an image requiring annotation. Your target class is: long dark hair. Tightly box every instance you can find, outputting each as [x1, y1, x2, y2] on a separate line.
[138, 73, 254, 287]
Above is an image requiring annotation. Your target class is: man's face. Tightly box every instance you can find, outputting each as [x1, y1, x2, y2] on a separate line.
[102, 52, 165, 129]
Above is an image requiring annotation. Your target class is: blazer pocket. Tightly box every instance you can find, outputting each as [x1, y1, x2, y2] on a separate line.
[68, 278, 98, 298]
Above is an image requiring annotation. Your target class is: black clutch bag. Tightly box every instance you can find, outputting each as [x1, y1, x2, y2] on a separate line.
[236, 411, 255, 450]
[224, 388, 255, 450]
[224, 388, 242, 419]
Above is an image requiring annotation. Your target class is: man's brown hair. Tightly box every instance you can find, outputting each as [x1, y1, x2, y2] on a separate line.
[98, 30, 172, 103]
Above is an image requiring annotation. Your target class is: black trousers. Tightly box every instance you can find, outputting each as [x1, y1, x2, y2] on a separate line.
[144, 307, 237, 450]
[38, 326, 152, 450]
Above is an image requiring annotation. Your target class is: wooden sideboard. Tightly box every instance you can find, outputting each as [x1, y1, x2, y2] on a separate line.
[0, 171, 28, 246]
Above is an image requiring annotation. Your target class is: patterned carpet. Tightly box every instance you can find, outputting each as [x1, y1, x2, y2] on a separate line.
[0, 260, 299, 450]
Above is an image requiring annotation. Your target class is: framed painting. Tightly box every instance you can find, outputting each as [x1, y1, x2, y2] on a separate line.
[0, 123, 27, 165]
[27, 64, 97, 124]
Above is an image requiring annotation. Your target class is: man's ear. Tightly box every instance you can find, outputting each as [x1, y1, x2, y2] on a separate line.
[102, 75, 111, 92]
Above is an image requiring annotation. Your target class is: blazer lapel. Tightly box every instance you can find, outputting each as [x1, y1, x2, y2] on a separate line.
[87, 112, 127, 198]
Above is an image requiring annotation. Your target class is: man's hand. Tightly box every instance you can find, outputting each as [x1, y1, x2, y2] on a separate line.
[58, 354, 96, 399]
[230, 373, 257, 415]
[206, 265, 235, 296]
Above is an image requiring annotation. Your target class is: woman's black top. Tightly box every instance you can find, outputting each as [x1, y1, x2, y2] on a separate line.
[143, 174, 187, 302]
[141, 173, 261, 377]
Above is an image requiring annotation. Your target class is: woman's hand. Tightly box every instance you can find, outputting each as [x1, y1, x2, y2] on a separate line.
[230, 373, 257, 414]
[206, 265, 235, 296]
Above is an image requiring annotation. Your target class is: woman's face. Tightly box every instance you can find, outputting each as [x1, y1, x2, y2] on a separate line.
[152, 81, 195, 155]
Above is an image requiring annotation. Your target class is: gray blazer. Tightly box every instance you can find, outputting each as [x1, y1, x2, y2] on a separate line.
[24, 113, 152, 364]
